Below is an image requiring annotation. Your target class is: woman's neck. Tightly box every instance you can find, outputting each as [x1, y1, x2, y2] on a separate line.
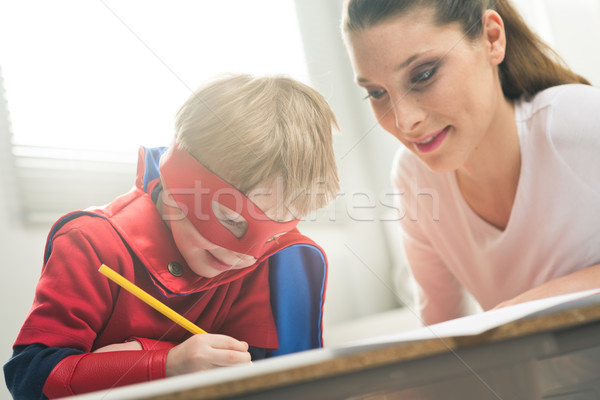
[456, 96, 520, 230]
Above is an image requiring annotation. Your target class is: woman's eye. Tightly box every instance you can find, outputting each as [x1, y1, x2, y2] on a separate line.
[363, 88, 387, 100]
[410, 66, 437, 84]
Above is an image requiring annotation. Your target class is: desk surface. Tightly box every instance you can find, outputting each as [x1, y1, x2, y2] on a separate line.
[72, 290, 600, 400]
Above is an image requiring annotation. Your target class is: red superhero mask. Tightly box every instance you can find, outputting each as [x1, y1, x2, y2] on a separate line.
[159, 143, 299, 260]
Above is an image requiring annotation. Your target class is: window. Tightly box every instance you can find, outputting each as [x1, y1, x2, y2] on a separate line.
[0, 1, 309, 223]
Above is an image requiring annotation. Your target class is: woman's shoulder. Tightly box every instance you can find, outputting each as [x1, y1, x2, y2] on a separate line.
[516, 84, 599, 137]
[525, 84, 600, 115]
[522, 84, 600, 194]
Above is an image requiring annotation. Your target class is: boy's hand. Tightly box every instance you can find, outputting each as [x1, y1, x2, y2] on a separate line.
[166, 334, 251, 376]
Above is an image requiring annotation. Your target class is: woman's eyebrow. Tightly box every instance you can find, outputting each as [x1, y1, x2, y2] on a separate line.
[356, 51, 429, 83]
[395, 53, 421, 72]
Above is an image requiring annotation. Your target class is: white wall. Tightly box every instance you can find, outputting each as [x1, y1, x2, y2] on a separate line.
[514, 0, 600, 85]
[0, 70, 49, 399]
[294, 0, 404, 325]
[0, 207, 48, 400]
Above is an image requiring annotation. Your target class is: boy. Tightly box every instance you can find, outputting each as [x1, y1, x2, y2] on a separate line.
[4, 74, 339, 399]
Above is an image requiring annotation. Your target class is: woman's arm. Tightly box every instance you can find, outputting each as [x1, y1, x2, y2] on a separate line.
[494, 263, 600, 309]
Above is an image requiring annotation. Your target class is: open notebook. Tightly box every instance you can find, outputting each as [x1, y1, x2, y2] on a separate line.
[345, 288, 600, 349]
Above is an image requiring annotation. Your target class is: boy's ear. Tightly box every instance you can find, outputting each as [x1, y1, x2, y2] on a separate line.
[482, 10, 506, 66]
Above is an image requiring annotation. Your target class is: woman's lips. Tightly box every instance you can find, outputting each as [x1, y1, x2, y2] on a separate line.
[412, 126, 450, 153]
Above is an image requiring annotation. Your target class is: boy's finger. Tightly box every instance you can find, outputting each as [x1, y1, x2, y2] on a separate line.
[206, 334, 249, 351]
[209, 348, 252, 367]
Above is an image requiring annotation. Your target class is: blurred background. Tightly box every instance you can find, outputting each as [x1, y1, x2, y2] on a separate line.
[1, 1, 599, 398]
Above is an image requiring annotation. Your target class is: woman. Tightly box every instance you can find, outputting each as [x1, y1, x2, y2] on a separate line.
[342, 0, 600, 324]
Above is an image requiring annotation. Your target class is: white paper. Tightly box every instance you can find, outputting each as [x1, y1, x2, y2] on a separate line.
[345, 288, 600, 348]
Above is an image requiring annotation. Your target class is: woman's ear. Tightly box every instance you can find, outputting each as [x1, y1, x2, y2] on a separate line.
[482, 10, 506, 65]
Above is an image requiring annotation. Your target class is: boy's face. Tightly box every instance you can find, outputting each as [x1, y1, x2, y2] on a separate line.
[158, 144, 299, 261]
[160, 181, 296, 278]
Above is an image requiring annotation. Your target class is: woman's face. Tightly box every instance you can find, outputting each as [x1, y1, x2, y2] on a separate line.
[346, 7, 505, 173]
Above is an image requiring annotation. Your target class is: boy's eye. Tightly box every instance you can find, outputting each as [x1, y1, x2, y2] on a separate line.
[212, 201, 248, 238]
[363, 88, 387, 100]
[222, 218, 244, 227]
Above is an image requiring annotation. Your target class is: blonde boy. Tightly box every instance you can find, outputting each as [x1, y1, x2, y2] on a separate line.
[6, 74, 339, 399]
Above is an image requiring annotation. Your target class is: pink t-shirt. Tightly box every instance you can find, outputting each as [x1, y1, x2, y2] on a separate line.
[392, 84, 600, 325]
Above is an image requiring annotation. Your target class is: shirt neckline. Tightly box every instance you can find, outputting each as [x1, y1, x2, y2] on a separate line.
[449, 100, 527, 237]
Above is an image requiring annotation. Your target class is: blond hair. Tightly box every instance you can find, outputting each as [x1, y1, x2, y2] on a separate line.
[342, 0, 590, 99]
[174, 74, 340, 217]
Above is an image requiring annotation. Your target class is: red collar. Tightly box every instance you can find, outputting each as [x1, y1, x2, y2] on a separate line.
[90, 181, 317, 297]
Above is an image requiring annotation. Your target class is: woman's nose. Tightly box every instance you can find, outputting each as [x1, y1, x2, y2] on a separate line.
[391, 94, 424, 134]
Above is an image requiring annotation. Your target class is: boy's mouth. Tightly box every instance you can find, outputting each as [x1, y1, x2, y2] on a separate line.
[206, 251, 232, 272]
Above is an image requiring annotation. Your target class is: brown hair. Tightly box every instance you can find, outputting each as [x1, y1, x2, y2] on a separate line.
[342, 0, 590, 99]
[174, 74, 340, 217]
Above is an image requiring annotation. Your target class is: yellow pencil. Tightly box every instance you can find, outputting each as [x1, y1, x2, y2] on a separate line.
[98, 264, 206, 335]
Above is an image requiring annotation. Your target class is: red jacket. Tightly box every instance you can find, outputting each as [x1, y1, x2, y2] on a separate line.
[7, 147, 327, 399]
[15, 182, 279, 353]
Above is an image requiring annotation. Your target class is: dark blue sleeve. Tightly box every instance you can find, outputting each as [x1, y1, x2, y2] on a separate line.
[248, 346, 266, 360]
[4, 344, 84, 400]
